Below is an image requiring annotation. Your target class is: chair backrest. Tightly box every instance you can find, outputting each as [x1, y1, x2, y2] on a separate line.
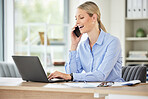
[122, 66, 147, 83]
[0, 62, 21, 78]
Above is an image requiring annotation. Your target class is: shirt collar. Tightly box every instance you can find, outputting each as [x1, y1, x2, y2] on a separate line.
[84, 29, 105, 46]
[95, 29, 105, 45]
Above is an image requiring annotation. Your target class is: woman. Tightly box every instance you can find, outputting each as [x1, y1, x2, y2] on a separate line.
[48, 1, 124, 82]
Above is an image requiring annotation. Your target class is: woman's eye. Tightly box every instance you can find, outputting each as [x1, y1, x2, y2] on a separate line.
[80, 17, 84, 19]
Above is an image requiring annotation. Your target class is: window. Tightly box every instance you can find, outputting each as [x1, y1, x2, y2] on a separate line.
[0, 0, 4, 61]
[14, 0, 69, 66]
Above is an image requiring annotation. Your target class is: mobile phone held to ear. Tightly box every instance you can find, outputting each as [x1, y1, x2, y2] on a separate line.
[73, 26, 81, 37]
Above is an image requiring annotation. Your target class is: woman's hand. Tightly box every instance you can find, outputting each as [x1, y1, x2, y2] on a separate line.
[48, 71, 71, 81]
[71, 25, 82, 51]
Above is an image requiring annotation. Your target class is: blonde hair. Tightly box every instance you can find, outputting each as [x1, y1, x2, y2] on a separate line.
[78, 1, 107, 32]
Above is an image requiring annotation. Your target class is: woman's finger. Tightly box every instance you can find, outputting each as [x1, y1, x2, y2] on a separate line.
[72, 24, 78, 32]
[49, 76, 55, 80]
[49, 74, 62, 80]
[48, 72, 54, 79]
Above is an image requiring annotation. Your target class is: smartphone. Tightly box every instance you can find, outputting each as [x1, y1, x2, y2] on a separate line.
[73, 26, 81, 37]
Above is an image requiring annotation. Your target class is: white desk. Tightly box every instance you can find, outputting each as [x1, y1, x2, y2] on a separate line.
[0, 78, 148, 99]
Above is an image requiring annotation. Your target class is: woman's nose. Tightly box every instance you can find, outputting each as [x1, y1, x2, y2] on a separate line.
[76, 19, 80, 25]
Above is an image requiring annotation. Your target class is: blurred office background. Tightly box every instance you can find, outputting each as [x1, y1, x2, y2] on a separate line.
[0, 0, 148, 80]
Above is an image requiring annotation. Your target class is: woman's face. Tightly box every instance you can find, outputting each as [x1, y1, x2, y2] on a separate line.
[75, 8, 94, 34]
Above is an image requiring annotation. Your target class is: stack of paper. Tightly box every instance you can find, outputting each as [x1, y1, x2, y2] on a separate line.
[128, 51, 148, 59]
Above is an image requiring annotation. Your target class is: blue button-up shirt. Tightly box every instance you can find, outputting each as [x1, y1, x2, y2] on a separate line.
[65, 29, 124, 82]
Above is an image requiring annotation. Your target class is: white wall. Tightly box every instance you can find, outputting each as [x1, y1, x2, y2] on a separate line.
[110, 0, 125, 65]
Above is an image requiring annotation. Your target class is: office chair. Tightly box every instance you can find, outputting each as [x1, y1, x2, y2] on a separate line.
[0, 62, 21, 77]
[122, 66, 147, 83]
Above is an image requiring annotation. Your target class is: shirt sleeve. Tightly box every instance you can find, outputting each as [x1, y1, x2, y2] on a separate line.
[65, 50, 83, 74]
[73, 38, 122, 82]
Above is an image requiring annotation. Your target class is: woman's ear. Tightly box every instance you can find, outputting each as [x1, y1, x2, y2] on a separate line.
[92, 14, 97, 22]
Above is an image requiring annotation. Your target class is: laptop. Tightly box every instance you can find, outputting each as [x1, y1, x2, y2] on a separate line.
[12, 56, 68, 83]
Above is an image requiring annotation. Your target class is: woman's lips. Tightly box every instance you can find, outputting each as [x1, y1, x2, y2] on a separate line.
[79, 25, 84, 30]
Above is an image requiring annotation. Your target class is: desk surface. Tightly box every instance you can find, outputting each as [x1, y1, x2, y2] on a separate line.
[0, 77, 148, 96]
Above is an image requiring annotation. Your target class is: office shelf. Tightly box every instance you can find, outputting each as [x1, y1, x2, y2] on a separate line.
[124, 0, 148, 81]
[126, 62, 148, 65]
[126, 58, 148, 61]
[125, 17, 148, 21]
[126, 37, 148, 41]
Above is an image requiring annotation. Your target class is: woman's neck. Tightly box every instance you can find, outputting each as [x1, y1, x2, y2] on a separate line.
[88, 27, 100, 47]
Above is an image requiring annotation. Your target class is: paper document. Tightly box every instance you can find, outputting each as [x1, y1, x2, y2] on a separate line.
[112, 80, 141, 86]
[44, 84, 70, 88]
[64, 83, 101, 88]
